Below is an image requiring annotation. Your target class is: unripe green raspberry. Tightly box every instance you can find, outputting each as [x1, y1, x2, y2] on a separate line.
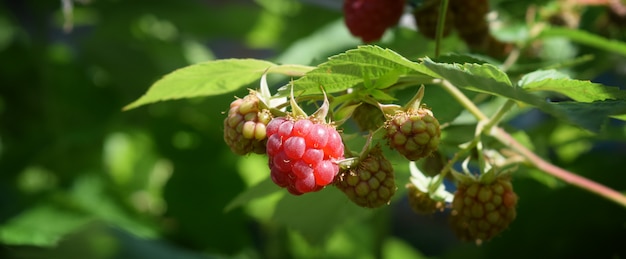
[406, 182, 445, 215]
[384, 108, 441, 161]
[449, 176, 518, 244]
[223, 91, 272, 155]
[335, 145, 397, 208]
[352, 102, 385, 132]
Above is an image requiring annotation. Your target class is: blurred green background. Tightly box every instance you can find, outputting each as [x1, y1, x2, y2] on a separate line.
[1, 0, 626, 258]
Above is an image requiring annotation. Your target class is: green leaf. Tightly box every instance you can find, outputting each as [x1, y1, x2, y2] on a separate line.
[551, 99, 626, 126]
[382, 237, 428, 259]
[430, 53, 491, 65]
[519, 70, 626, 102]
[283, 45, 438, 96]
[372, 69, 403, 89]
[539, 27, 626, 56]
[368, 89, 397, 101]
[0, 203, 92, 246]
[422, 58, 625, 131]
[224, 177, 282, 212]
[123, 59, 276, 110]
[423, 57, 512, 91]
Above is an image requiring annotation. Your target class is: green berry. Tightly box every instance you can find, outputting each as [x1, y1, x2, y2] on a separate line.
[335, 145, 397, 208]
[449, 176, 518, 244]
[223, 91, 272, 155]
[352, 102, 385, 132]
[406, 182, 445, 215]
[385, 108, 441, 161]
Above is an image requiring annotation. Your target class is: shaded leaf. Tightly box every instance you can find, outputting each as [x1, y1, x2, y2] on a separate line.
[519, 70, 626, 102]
[282, 46, 438, 96]
[0, 203, 92, 246]
[124, 59, 276, 110]
[551, 99, 626, 125]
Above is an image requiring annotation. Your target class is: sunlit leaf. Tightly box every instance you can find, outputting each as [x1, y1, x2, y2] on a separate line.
[124, 59, 277, 110]
[422, 58, 626, 131]
[519, 70, 626, 102]
[430, 53, 491, 65]
[283, 45, 438, 96]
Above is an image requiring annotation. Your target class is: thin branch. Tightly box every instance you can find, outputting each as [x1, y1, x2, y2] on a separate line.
[492, 127, 626, 208]
[439, 79, 488, 121]
[434, 0, 450, 58]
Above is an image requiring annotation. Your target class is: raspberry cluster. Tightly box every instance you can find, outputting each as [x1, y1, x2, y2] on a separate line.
[266, 117, 345, 195]
[384, 108, 441, 161]
[335, 145, 396, 208]
[449, 176, 518, 244]
[223, 92, 272, 155]
[343, 0, 406, 43]
[410, 0, 512, 57]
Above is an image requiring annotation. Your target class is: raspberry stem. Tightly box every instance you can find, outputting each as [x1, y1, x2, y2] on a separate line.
[492, 127, 626, 208]
[439, 79, 488, 121]
[434, 0, 450, 57]
[482, 99, 516, 134]
[439, 78, 626, 208]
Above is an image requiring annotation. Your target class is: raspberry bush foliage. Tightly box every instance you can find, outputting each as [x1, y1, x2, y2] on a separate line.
[116, 0, 626, 257]
[0, 0, 626, 258]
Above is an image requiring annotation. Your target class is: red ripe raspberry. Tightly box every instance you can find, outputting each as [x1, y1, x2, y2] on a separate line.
[266, 117, 345, 195]
[223, 92, 272, 155]
[343, 0, 406, 43]
[385, 107, 441, 161]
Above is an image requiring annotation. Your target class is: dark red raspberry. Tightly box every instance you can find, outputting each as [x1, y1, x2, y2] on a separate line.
[343, 0, 406, 43]
[413, 0, 454, 39]
[449, 0, 490, 48]
[266, 117, 345, 195]
[223, 92, 272, 155]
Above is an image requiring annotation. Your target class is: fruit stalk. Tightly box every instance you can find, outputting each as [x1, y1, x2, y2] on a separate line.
[492, 127, 626, 208]
[435, 0, 450, 57]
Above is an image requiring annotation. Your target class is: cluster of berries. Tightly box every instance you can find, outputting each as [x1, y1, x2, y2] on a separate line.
[342, 0, 512, 57]
[223, 85, 516, 243]
[223, 88, 440, 198]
